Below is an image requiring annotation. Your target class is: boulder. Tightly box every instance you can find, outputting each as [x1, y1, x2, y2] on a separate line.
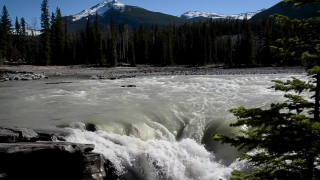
[34, 129, 68, 141]
[0, 127, 38, 142]
[21, 77, 31, 81]
[0, 128, 19, 143]
[0, 142, 95, 180]
[91, 75, 98, 79]
[85, 123, 99, 132]
[0, 127, 116, 179]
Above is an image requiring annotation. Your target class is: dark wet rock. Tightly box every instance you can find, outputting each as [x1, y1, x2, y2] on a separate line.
[86, 123, 99, 132]
[83, 153, 106, 180]
[0, 127, 38, 142]
[0, 142, 93, 154]
[21, 77, 31, 81]
[13, 76, 20, 80]
[46, 81, 74, 85]
[0, 127, 120, 179]
[34, 129, 68, 141]
[0, 142, 102, 180]
[0, 128, 19, 143]
[59, 81, 73, 84]
[121, 85, 137, 88]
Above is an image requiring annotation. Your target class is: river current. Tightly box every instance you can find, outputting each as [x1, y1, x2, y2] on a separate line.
[0, 74, 307, 180]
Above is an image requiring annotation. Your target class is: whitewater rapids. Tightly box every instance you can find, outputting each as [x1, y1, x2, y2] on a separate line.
[0, 74, 307, 179]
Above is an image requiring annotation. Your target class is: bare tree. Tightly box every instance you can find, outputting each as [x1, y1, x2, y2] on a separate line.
[30, 17, 38, 36]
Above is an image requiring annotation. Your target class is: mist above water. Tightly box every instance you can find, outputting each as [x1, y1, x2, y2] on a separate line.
[0, 74, 307, 179]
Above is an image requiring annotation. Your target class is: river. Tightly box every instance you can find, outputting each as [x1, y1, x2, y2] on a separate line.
[0, 74, 307, 180]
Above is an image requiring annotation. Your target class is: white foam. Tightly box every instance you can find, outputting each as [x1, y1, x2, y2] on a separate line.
[65, 127, 247, 179]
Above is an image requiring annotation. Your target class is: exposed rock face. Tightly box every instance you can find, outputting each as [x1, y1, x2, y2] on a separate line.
[0, 127, 110, 180]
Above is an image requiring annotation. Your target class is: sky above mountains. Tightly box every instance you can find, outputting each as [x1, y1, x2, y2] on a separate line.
[1, 0, 280, 28]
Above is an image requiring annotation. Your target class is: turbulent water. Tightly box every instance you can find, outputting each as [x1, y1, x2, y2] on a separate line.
[0, 74, 307, 180]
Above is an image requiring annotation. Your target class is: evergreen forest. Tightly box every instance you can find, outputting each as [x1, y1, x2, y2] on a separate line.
[0, 0, 309, 67]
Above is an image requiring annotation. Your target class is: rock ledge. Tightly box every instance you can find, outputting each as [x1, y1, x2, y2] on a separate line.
[0, 127, 112, 180]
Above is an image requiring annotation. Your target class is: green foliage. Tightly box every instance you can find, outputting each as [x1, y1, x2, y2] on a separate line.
[128, 38, 135, 66]
[40, 0, 51, 65]
[0, 5, 12, 59]
[225, 36, 233, 65]
[3, 0, 320, 67]
[51, 8, 65, 65]
[215, 1, 320, 179]
[109, 16, 118, 67]
[260, 27, 273, 65]
[85, 15, 95, 64]
[94, 13, 103, 65]
[241, 21, 255, 66]
[251, 1, 320, 20]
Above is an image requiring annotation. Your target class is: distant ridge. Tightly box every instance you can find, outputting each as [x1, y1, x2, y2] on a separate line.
[251, 2, 320, 20]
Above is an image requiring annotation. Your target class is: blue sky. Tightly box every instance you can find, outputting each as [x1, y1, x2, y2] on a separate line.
[1, 0, 280, 28]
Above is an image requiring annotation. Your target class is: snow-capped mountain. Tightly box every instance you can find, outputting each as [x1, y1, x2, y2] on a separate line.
[181, 9, 266, 20]
[72, 0, 126, 21]
[67, 0, 270, 33]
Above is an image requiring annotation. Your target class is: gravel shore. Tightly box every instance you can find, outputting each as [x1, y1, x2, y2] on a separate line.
[0, 65, 306, 81]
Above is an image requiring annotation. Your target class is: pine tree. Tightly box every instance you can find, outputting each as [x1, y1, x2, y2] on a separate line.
[52, 8, 64, 65]
[40, 0, 51, 65]
[241, 22, 255, 66]
[0, 5, 12, 59]
[211, 26, 218, 63]
[167, 28, 173, 66]
[128, 37, 135, 66]
[260, 26, 272, 65]
[109, 16, 117, 67]
[94, 12, 103, 65]
[225, 35, 233, 65]
[85, 15, 95, 64]
[19, 17, 26, 61]
[234, 34, 242, 66]
[14, 16, 20, 35]
[63, 16, 70, 64]
[214, 0, 320, 179]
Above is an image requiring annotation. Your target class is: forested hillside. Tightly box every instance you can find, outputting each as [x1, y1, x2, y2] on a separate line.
[251, 1, 320, 20]
[0, 0, 316, 67]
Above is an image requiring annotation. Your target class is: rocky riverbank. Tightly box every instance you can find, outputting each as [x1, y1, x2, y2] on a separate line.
[0, 65, 306, 81]
[0, 127, 118, 180]
[0, 69, 49, 82]
[90, 66, 306, 80]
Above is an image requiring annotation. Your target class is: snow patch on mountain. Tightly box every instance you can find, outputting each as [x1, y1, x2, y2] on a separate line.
[72, 0, 125, 21]
[181, 9, 265, 20]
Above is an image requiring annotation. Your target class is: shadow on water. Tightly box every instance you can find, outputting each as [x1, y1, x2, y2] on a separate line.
[201, 118, 240, 166]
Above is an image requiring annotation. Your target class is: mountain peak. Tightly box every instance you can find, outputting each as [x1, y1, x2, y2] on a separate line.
[180, 9, 265, 20]
[72, 0, 126, 21]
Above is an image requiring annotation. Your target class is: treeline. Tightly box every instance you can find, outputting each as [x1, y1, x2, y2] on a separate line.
[0, 1, 305, 66]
